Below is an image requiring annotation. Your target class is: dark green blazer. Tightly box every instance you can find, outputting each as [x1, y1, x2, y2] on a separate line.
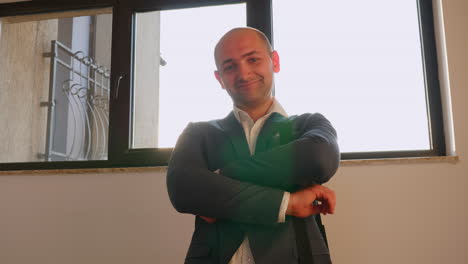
[167, 112, 340, 264]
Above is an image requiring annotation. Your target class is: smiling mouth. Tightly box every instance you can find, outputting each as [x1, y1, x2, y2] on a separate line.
[237, 79, 261, 89]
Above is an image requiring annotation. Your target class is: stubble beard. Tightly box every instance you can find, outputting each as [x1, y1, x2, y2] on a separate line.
[233, 83, 273, 110]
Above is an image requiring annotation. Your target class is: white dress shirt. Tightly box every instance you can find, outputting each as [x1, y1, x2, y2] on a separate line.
[228, 98, 291, 264]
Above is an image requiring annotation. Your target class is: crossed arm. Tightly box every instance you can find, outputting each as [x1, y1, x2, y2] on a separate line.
[166, 113, 340, 225]
[221, 113, 340, 192]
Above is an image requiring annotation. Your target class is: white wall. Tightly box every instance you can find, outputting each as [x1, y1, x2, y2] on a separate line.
[0, 0, 467, 263]
[0, 170, 192, 264]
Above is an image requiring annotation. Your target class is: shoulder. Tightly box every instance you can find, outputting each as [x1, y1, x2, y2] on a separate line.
[290, 112, 330, 125]
[182, 118, 226, 136]
[184, 111, 236, 133]
[289, 113, 337, 138]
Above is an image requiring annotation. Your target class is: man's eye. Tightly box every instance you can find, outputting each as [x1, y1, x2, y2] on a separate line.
[224, 65, 234, 72]
[249, 58, 259, 63]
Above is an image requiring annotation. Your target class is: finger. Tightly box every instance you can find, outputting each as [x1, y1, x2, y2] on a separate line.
[322, 203, 331, 215]
[316, 204, 327, 215]
[316, 191, 336, 214]
[327, 190, 336, 214]
[309, 205, 322, 216]
[297, 203, 322, 218]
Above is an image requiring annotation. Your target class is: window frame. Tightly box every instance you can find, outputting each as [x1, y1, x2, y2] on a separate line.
[0, 0, 446, 171]
[341, 0, 446, 159]
[109, 0, 263, 167]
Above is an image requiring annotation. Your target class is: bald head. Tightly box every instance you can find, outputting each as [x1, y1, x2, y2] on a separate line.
[212, 27, 280, 115]
[214, 27, 273, 68]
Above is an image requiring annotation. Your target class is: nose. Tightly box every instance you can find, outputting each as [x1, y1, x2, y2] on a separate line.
[237, 62, 252, 81]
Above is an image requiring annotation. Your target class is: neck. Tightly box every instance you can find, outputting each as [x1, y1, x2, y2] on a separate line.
[237, 97, 274, 122]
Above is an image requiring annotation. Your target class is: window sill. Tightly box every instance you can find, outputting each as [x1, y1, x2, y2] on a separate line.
[340, 155, 459, 166]
[0, 156, 459, 176]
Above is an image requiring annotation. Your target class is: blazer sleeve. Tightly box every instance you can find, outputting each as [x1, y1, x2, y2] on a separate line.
[166, 122, 285, 225]
[220, 113, 340, 192]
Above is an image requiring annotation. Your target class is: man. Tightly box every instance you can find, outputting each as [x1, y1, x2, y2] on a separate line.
[167, 27, 340, 264]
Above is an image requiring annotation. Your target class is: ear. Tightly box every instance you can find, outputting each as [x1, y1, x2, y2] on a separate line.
[271, 50, 280, 73]
[214, 70, 225, 89]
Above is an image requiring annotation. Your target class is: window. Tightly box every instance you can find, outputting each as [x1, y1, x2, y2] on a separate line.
[272, 0, 434, 154]
[0, 7, 112, 166]
[0, 0, 446, 170]
[132, 4, 246, 149]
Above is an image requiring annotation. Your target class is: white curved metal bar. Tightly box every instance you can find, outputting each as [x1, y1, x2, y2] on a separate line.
[88, 96, 103, 159]
[77, 87, 93, 160]
[69, 84, 87, 160]
[61, 82, 80, 160]
[96, 97, 109, 159]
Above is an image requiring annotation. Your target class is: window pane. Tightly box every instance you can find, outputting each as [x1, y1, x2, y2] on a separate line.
[0, 8, 112, 162]
[273, 0, 430, 152]
[132, 4, 246, 148]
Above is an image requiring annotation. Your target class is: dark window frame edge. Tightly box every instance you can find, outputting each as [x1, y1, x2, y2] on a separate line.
[417, 0, 446, 156]
[0, 0, 115, 17]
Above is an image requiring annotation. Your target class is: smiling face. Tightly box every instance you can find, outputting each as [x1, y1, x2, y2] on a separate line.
[214, 28, 280, 110]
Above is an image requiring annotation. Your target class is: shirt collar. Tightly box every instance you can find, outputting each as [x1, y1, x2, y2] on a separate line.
[233, 98, 288, 123]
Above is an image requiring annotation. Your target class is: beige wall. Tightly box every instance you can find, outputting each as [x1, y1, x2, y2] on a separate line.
[133, 11, 161, 148]
[0, 19, 57, 162]
[0, 0, 467, 263]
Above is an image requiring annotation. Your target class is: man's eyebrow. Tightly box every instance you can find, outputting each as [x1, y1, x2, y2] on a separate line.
[241, 51, 258, 58]
[221, 51, 260, 66]
[221, 59, 233, 67]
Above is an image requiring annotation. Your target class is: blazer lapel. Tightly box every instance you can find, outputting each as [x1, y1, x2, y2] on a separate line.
[256, 113, 292, 153]
[255, 113, 285, 153]
[218, 112, 251, 159]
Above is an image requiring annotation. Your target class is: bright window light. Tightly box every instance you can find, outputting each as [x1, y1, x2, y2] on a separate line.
[273, 0, 430, 152]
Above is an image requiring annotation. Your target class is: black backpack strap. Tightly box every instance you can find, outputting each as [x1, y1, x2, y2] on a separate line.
[293, 214, 330, 264]
[315, 214, 328, 248]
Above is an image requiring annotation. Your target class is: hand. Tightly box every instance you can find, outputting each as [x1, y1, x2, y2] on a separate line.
[199, 215, 217, 223]
[286, 184, 336, 218]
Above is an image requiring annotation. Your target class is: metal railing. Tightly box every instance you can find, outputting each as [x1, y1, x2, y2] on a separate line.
[41, 40, 110, 161]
